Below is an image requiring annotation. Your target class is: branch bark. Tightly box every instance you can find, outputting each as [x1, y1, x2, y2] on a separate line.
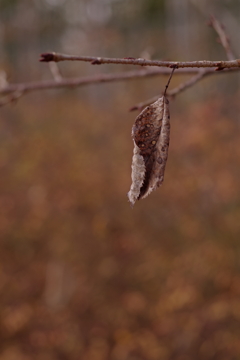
[40, 52, 240, 70]
[0, 68, 200, 96]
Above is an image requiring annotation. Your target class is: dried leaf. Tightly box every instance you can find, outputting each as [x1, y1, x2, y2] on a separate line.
[128, 96, 170, 206]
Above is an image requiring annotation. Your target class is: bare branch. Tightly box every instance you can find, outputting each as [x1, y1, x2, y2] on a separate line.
[168, 69, 209, 97]
[0, 17, 238, 108]
[209, 15, 235, 61]
[0, 68, 203, 96]
[130, 68, 239, 111]
[40, 52, 240, 70]
[130, 15, 237, 111]
[1, 62, 239, 108]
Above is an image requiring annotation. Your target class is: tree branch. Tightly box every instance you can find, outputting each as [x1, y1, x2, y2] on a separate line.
[209, 15, 235, 61]
[130, 67, 238, 111]
[0, 17, 238, 109]
[40, 52, 240, 70]
[130, 16, 237, 111]
[1, 66, 238, 109]
[0, 68, 204, 96]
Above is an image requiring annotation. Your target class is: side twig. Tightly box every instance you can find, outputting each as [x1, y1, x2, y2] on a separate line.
[130, 68, 238, 111]
[209, 15, 235, 61]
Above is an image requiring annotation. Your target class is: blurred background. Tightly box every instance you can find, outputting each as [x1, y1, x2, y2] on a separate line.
[1, 0, 240, 359]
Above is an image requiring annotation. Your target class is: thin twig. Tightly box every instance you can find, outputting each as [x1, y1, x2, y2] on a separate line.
[209, 15, 235, 61]
[0, 68, 205, 96]
[164, 66, 176, 96]
[40, 52, 240, 70]
[1, 62, 239, 107]
[168, 69, 209, 97]
[129, 68, 238, 111]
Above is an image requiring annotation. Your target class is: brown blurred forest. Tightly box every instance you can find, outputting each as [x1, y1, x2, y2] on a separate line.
[1, 1, 240, 359]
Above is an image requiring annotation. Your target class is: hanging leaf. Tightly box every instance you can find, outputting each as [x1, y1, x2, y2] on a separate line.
[128, 96, 170, 206]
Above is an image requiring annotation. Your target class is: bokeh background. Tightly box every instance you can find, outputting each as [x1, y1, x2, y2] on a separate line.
[1, 1, 240, 359]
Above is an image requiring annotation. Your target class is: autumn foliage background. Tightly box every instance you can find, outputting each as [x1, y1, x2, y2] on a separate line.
[1, 1, 240, 359]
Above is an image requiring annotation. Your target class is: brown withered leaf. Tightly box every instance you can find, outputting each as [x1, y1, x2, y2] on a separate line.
[128, 96, 170, 206]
